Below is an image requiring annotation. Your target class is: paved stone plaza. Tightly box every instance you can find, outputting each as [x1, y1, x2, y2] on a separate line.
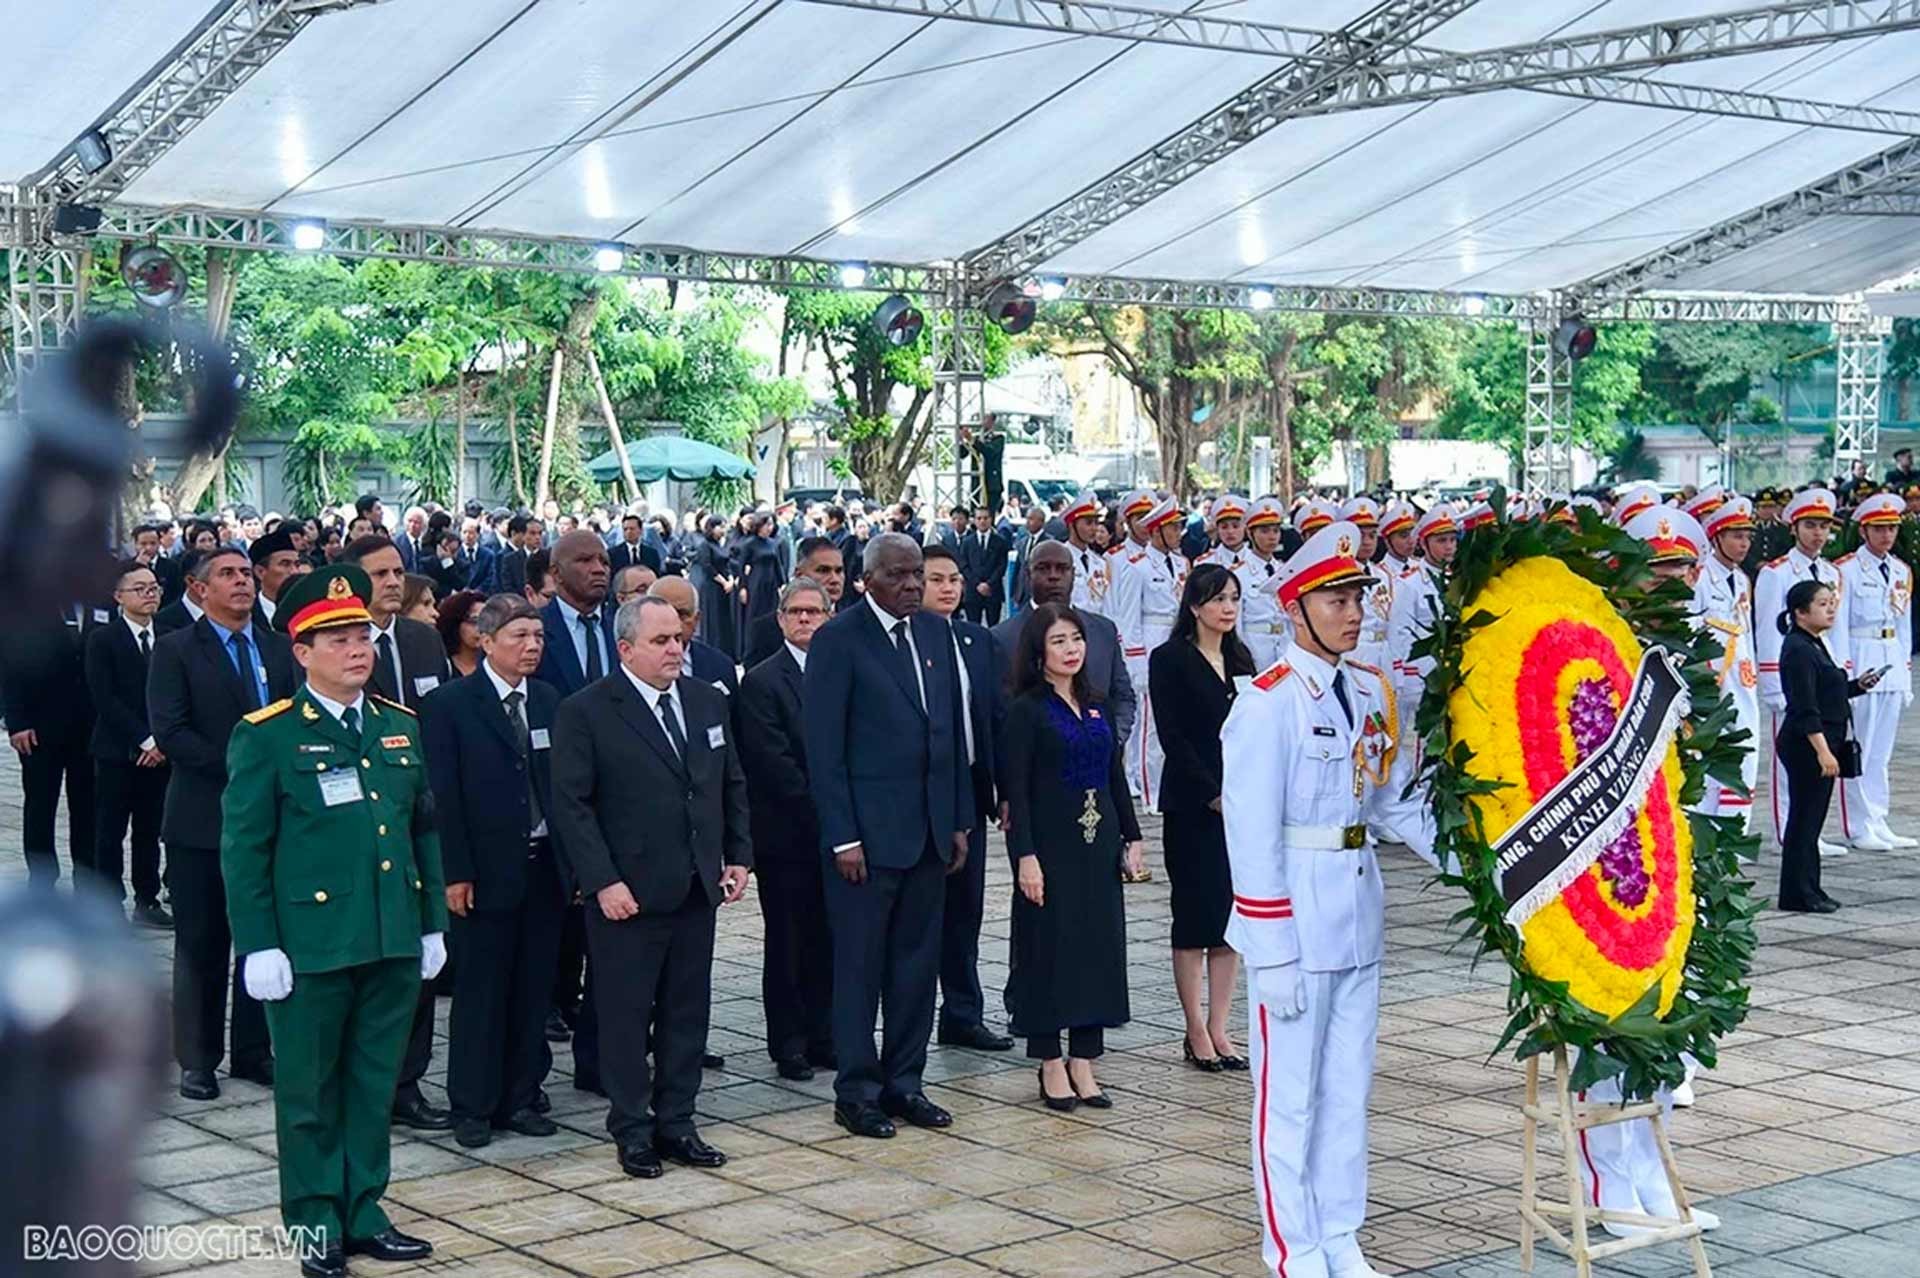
[4, 718, 1919, 1278]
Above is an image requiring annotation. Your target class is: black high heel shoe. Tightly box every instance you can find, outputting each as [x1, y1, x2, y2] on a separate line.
[1184, 1039, 1225, 1073]
[1068, 1063, 1113, 1109]
[1038, 1066, 1078, 1112]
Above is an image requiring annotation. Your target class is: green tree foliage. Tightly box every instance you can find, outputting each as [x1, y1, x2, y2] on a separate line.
[1631, 322, 1827, 437]
[1437, 321, 1655, 459]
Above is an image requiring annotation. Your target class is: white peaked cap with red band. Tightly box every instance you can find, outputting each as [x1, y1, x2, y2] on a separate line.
[1613, 482, 1661, 525]
[1704, 496, 1755, 540]
[1784, 487, 1838, 524]
[1119, 488, 1156, 521]
[1294, 499, 1339, 536]
[1276, 521, 1372, 608]
[1061, 490, 1104, 525]
[1246, 496, 1286, 529]
[1378, 500, 1417, 537]
[1854, 492, 1904, 526]
[1209, 493, 1249, 522]
[1142, 494, 1185, 533]
[1460, 500, 1497, 532]
[1413, 503, 1458, 543]
[1623, 505, 1705, 563]
[1339, 496, 1380, 528]
[1680, 485, 1727, 521]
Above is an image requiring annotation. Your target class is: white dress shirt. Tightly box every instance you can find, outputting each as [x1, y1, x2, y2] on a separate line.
[368, 618, 405, 695]
[866, 592, 925, 709]
[621, 665, 685, 756]
[784, 640, 808, 672]
[484, 660, 547, 836]
[126, 616, 158, 752]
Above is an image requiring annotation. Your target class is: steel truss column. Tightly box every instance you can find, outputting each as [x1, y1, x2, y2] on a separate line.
[7, 239, 85, 408]
[1522, 320, 1573, 499]
[930, 280, 988, 514]
[1834, 313, 1890, 465]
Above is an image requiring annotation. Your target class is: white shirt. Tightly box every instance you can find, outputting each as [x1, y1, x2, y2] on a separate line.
[125, 615, 158, 751]
[866, 593, 925, 710]
[306, 687, 367, 730]
[945, 617, 976, 766]
[368, 618, 405, 695]
[258, 594, 277, 623]
[183, 597, 205, 622]
[621, 665, 685, 755]
[784, 640, 808, 672]
[483, 660, 548, 836]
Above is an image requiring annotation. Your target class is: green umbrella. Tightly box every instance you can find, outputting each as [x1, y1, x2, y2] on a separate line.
[586, 435, 755, 483]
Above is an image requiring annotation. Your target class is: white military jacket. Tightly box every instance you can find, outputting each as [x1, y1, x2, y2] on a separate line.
[1386, 561, 1444, 698]
[1693, 559, 1760, 712]
[1069, 542, 1111, 617]
[1221, 648, 1409, 973]
[1837, 548, 1913, 698]
[1109, 545, 1187, 660]
[1232, 549, 1290, 648]
[1754, 547, 1848, 705]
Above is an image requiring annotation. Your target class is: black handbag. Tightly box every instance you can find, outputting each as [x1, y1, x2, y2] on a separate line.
[1838, 737, 1863, 779]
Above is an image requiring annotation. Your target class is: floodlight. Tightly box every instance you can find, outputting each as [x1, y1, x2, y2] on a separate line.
[870, 294, 925, 348]
[985, 282, 1036, 336]
[1247, 285, 1275, 311]
[121, 244, 188, 310]
[1037, 276, 1067, 302]
[52, 204, 104, 235]
[838, 261, 869, 289]
[1553, 317, 1598, 362]
[593, 244, 625, 273]
[289, 220, 327, 252]
[1461, 295, 1487, 317]
[72, 130, 112, 175]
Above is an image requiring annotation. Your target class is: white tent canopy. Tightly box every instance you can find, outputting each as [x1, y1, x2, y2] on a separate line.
[10, 0, 1920, 303]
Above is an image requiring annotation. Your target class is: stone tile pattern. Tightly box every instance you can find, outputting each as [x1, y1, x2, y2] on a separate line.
[5, 710, 1920, 1277]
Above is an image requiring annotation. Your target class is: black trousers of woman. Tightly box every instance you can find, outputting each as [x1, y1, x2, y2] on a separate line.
[1778, 742, 1832, 910]
[1027, 1027, 1104, 1061]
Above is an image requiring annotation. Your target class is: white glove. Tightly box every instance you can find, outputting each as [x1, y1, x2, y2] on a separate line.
[243, 949, 294, 1002]
[419, 932, 447, 981]
[1254, 962, 1309, 1020]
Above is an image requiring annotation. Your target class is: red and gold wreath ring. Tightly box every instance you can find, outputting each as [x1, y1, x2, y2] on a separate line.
[1448, 556, 1694, 1020]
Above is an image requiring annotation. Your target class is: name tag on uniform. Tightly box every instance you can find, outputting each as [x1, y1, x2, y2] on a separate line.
[711, 679, 730, 696]
[1312, 725, 1336, 737]
[92, 608, 111, 623]
[529, 728, 550, 750]
[413, 675, 441, 696]
[707, 724, 726, 749]
[318, 769, 365, 807]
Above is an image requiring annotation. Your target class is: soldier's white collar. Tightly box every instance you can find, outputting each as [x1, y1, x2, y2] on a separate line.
[1286, 645, 1344, 700]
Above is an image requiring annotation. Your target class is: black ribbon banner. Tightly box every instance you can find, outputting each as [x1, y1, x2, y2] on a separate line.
[1494, 648, 1690, 927]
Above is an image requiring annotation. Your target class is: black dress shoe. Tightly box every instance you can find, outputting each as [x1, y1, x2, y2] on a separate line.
[1216, 1053, 1249, 1072]
[702, 1052, 726, 1070]
[131, 899, 174, 929]
[834, 1102, 896, 1139]
[345, 1227, 433, 1262]
[774, 1056, 815, 1081]
[231, 1058, 274, 1088]
[299, 1242, 346, 1278]
[1038, 1067, 1077, 1112]
[500, 1107, 558, 1137]
[938, 1022, 1015, 1051]
[532, 1087, 552, 1113]
[390, 1093, 454, 1131]
[1183, 1040, 1226, 1073]
[655, 1133, 727, 1168]
[618, 1143, 663, 1178]
[453, 1117, 492, 1148]
[880, 1093, 952, 1129]
[1811, 897, 1842, 913]
[179, 1069, 219, 1101]
[545, 1010, 572, 1043]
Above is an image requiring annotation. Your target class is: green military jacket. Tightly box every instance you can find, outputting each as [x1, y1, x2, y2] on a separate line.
[222, 686, 449, 974]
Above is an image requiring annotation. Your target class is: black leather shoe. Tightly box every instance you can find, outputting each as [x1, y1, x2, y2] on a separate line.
[1811, 897, 1842, 913]
[131, 899, 174, 929]
[500, 1107, 558, 1137]
[1183, 1039, 1226, 1073]
[880, 1093, 952, 1129]
[390, 1093, 454, 1131]
[775, 1056, 815, 1081]
[345, 1227, 433, 1262]
[833, 1102, 896, 1139]
[655, 1133, 727, 1168]
[453, 1117, 492, 1148]
[702, 1052, 726, 1070]
[179, 1069, 219, 1101]
[299, 1241, 345, 1278]
[532, 1087, 552, 1113]
[938, 1022, 1015, 1051]
[231, 1057, 274, 1088]
[1038, 1067, 1077, 1112]
[545, 1010, 572, 1043]
[618, 1143, 663, 1178]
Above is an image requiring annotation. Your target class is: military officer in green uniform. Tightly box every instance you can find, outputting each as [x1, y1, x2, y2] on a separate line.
[1745, 486, 1793, 578]
[221, 565, 447, 1278]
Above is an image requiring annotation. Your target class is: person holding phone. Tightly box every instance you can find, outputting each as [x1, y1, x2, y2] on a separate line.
[1835, 493, 1915, 850]
[1777, 579, 1882, 912]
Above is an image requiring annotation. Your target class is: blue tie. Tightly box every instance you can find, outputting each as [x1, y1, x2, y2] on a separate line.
[230, 633, 261, 708]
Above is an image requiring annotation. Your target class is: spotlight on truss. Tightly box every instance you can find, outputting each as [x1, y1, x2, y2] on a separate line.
[52, 204, 103, 235]
[1037, 276, 1067, 303]
[593, 244, 625, 273]
[1553, 317, 1598, 362]
[1461, 295, 1487, 318]
[1247, 286, 1275, 312]
[870, 294, 925, 349]
[72, 130, 112, 175]
[289, 220, 327, 252]
[837, 261, 869, 289]
[120, 244, 188, 310]
[985, 282, 1037, 337]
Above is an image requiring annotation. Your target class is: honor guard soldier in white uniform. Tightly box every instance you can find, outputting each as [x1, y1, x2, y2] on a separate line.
[1112, 496, 1188, 811]
[1680, 485, 1727, 526]
[1062, 491, 1111, 617]
[1198, 494, 1250, 569]
[1116, 488, 1156, 559]
[1694, 498, 1762, 831]
[1614, 482, 1661, 527]
[1237, 498, 1291, 669]
[1295, 499, 1337, 543]
[1754, 488, 1849, 855]
[1340, 499, 1394, 674]
[1837, 493, 1915, 850]
[1377, 502, 1418, 580]
[1224, 521, 1430, 1278]
[1380, 505, 1458, 859]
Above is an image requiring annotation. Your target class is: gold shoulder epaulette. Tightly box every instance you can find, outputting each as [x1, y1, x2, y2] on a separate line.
[371, 695, 416, 717]
[1347, 660, 1385, 678]
[243, 698, 293, 725]
[1763, 554, 1789, 569]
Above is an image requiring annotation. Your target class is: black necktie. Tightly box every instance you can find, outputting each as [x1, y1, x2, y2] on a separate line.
[1332, 668, 1353, 728]
[341, 704, 360, 738]
[506, 690, 543, 828]
[1882, 560, 1892, 584]
[580, 612, 603, 681]
[138, 629, 151, 661]
[658, 693, 687, 759]
[231, 633, 261, 708]
[892, 619, 920, 705]
[376, 631, 397, 701]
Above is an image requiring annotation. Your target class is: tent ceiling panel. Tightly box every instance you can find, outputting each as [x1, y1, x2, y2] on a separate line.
[1654, 215, 1920, 295]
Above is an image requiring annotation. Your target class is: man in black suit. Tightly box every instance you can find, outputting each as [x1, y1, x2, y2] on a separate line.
[609, 514, 663, 577]
[342, 534, 454, 1130]
[3, 592, 106, 888]
[494, 514, 534, 598]
[249, 526, 309, 631]
[735, 577, 834, 1080]
[423, 596, 566, 1149]
[85, 559, 173, 926]
[550, 596, 752, 1178]
[991, 540, 1136, 751]
[155, 550, 209, 635]
[647, 575, 738, 695]
[742, 537, 846, 668]
[919, 546, 1014, 1052]
[132, 522, 185, 607]
[148, 546, 292, 1099]
[1008, 507, 1047, 615]
[958, 507, 1011, 626]
[804, 533, 972, 1138]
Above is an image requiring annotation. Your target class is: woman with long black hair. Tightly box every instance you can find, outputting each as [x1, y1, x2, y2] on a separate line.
[1777, 578, 1883, 912]
[1151, 563, 1255, 1070]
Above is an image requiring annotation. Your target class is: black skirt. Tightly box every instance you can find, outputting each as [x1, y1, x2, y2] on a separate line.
[1162, 806, 1231, 950]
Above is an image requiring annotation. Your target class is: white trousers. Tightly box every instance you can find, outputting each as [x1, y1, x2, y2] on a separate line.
[1700, 694, 1759, 836]
[1577, 1075, 1687, 1222]
[1766, 708, 1794, 846]
[1840, 692, 1903, 839]
[1248, 963, 1380, 1278]
[1126, 647, 1169, 812]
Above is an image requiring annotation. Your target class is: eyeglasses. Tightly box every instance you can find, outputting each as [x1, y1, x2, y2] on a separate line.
[781, 605, 827, 619]
[116, 582, 160, 596]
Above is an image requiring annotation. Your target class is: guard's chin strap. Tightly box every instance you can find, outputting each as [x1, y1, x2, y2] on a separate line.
[1298, 605, 1335, 664]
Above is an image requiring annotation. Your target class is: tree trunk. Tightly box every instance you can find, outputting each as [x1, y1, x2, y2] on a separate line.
[506, 380, 526, 507]
[585, 345, 640, 503]
[1274, 383, 1296, 504]
[535, 347, 564, 510]
[165, 250, 244, 514]
[454, 356, 471, 510]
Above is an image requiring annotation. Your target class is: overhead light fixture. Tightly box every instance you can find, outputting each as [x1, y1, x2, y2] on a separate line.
[1553, 317, 1598, 362]
[52, 204, 104, 235]
[289, 219, 327, 252]
[72, 129, 112, 175]
[121, 244, 188, 310]
[593, 244, 625, 273]
[1461, 294, 1487, 317]
[870, 294, 925, 348]
[1036, 276, 1067, 302]
[837, 261, 869, 289]
[1247, 285, 1275, 311]
[985, 282, 1037, 336]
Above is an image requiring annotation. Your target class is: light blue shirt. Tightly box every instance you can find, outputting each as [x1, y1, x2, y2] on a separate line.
[568, 603, 610, 681]
[206, 616, 268, 706]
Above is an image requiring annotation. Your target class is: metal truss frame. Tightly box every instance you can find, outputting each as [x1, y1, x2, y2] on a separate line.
[1834, 313, 1892, 462]
[1521, 319, 1574, 499]
[794, 0, 1350, 60]
[929, 279, 988, 514]
[6, 244, 85, 407]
